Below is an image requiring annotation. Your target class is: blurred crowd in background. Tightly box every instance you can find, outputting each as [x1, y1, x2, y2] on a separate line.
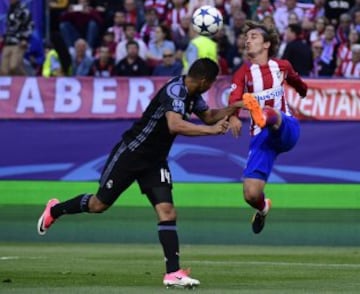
[0, 0, 359, 79]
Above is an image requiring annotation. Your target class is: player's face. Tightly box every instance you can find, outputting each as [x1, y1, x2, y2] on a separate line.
[198, 78, 216, 94]
[245, 29, 269, 58]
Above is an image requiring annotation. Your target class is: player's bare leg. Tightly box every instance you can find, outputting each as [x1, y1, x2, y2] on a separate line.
[243, 178, 272, 234]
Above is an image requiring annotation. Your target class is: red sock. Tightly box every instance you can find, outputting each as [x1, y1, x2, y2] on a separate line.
[255, 193, 265, 211]
[263, 107, 278, 126]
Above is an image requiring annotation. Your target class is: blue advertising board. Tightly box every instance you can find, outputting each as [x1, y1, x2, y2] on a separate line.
[0, 120, 359, 183]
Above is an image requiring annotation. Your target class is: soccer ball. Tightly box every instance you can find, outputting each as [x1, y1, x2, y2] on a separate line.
[191, 5, 223, 36]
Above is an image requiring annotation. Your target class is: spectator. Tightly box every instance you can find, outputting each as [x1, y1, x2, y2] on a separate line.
[59, 0, 104, 53]
[165, 0, 188, 33]
[115, 23, 148, 63]
[0, 0, 33, 76]
[226, 10, 247, 44]
[139, 7, 159, 45]
[334, 44, 360, 78]
[354, 10, 360, 34]
[98, 29, 117, 59]
[337, 28, 360, 65]
[325, 0, 355, 26]
[288, 11, 301, 26]
[227, 32, 247, 72]
[213, 26, 233, 70]
[147, 24, 176, 67]
[302, 0, 326, 31]
[319, 24, 339, 76]
[309, 16, 328, 43]
[24, 30, 45, 76]
[349, 0, 360, 18]
[336, 13, 352, 43]
[70, 38, 93, 76]
[252, 0, 274, 22]
[273, 0, 304, 36]
[310, 40, 326, 77]
[282, 23, 313, 76]
[89, 45, 115, 77]
[225, 0, 250, 22]
[182, 26, 218, 74]
[94, 0, 123, 29]
[278, 12, 302, 58]
[188, 0, 215, 15]
[115, 40, 150, 76]
[144, 0, 168, 23]
[107, 10, 127, 43]
[42, 41, 63, 77]
[171, 13, 191, 58]
[123, 0, 145, 32]
[152, 48, 183, 76]
[262, 14, 277, 31]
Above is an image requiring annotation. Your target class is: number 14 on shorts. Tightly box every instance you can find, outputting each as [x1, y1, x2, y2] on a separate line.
[160, 168, 171, 184]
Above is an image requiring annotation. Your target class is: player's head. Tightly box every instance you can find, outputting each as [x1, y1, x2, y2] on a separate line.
[187, 58, 219, 93]
[243, 20, 279, 58]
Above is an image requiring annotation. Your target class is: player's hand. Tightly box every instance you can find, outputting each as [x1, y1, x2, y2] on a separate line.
[212, 115, 229, 135]
[231, 101, 244, 108]
[229, 116, 242, 138]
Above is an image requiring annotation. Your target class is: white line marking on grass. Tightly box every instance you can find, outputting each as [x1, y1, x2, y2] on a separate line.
[0, 256, 19, 260]
[193, 260, 360, 269]
[0, 256, 46, 260]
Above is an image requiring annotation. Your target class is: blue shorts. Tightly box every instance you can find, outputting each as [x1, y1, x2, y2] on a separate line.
[243, 113, 300, 182]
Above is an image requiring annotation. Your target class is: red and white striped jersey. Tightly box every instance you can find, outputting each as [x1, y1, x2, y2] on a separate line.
[335, 60, 360, 78]
[166, 7, 188, 32]
[337, 43, 352, 62]
[229, 58, 307, 135]
[144, 0, 168, 20]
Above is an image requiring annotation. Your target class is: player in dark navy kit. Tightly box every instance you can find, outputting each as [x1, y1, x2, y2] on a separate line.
[37, 58, 243, 288]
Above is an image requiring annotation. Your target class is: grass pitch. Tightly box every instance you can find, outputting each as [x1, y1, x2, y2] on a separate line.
[0, 243, 359, 294]
[0, 181, 359, 293]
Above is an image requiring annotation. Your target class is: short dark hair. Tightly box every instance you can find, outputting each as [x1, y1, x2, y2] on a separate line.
[126, 40, 139, 49]
[188, 58, 219, 81]
[288, 23, 302, 37]
[243, 20, 280, 57]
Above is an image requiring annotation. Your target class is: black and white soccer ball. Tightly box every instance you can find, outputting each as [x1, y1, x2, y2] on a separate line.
[191, 5, 223, 36]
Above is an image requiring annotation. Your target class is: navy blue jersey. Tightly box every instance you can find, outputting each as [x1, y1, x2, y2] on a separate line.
[122, 75, 209, 160]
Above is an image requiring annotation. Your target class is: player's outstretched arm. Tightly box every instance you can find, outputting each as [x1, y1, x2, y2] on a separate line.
[284, 60, 308, 98]
[166, 111, 229, 136]
[229, 115, 242, 138]
[197, 102, 244, 125]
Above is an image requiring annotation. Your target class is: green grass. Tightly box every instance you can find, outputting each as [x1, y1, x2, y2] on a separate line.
[1, 181, 360, 208]
[0, 243, 359, 294]
[0, 181, 359, 292]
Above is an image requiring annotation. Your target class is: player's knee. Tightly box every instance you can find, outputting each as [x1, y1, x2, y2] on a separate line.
[88, 196, 109, 213]
[156, 203, 177, 221]
[243, 187, 261, 205]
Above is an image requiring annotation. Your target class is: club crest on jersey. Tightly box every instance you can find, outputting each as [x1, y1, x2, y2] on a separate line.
[172, 99, 185, 114]
[167, 81, 187, 100]
[106, 179, 113, 189]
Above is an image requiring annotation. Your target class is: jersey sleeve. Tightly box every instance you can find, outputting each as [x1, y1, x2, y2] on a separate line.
[160, 81, 187, 115]
[283, 59, 308, 98]
[192, 95, 209, 115]
[228, 65, 246, 116]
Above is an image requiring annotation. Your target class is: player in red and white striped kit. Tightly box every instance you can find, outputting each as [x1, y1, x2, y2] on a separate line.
[228, 21, 308, 234]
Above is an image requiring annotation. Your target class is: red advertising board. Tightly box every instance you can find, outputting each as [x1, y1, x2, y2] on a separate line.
[0, 76, 359, 120]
